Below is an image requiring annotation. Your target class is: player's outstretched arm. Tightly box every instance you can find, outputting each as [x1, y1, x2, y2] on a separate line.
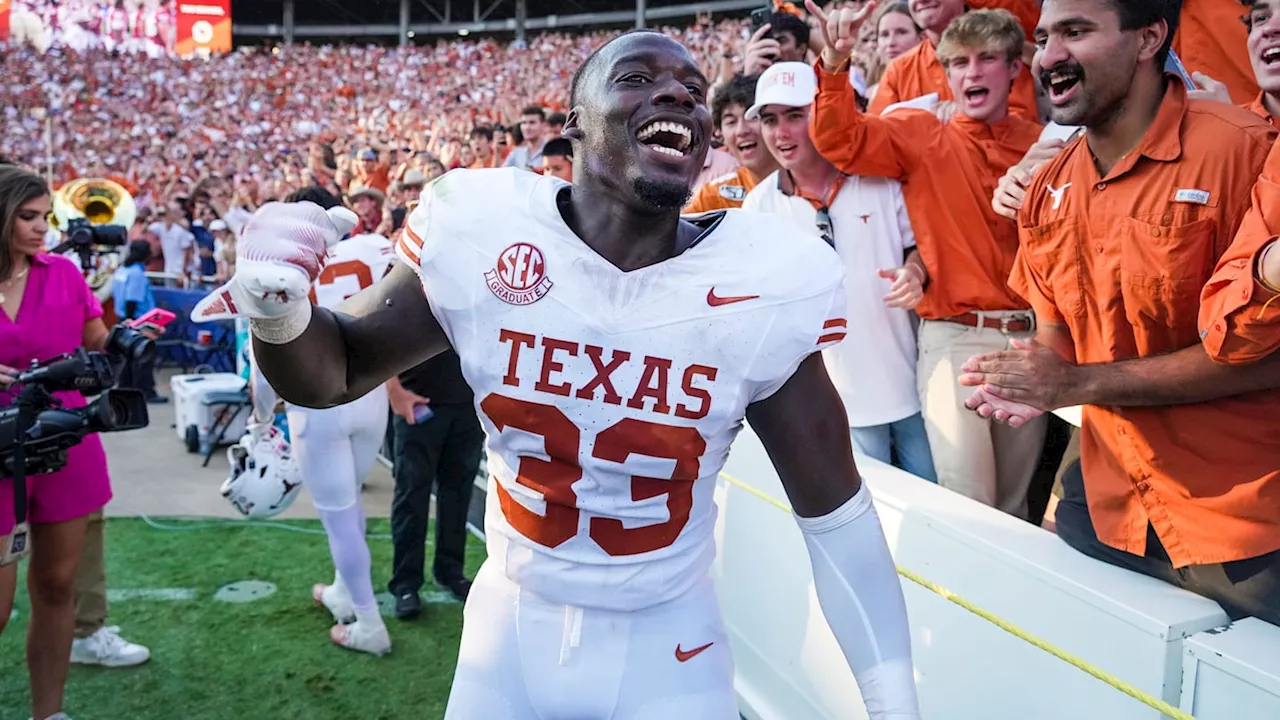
[253, 262, 450, 409]
[747, 354, 921, 720]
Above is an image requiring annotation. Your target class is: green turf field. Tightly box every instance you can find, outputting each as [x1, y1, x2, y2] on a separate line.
[0, 517, 486, 720]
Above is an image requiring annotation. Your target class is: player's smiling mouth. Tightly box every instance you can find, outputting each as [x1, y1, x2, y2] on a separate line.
[635, 117, 695, 158]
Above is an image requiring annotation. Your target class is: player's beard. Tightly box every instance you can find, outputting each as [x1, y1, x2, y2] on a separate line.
[632, 176, 692, 212]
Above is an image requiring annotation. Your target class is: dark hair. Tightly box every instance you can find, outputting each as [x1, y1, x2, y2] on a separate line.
[470, 125, 495, 142]
[1105, 0, 1181, 65]
[125, 239, 152, 266]
[547, 112, 567, 127]
[770, 12, 811, 48]
[284, 186, 342, 210]
[570, 29, 665, 108]
[0, 154, 14, 166]
[543, 138, 574, 159]
[0, 165, 50, 282]
[521, 105, 546, 120]
[713, 73, 760, 129]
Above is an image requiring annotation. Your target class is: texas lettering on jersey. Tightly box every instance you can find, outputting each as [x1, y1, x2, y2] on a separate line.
[498, 328, 719, 420]
[396, 168, 847, 611]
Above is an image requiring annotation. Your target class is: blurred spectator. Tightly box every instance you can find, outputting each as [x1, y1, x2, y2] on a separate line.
[468, 127, 503, 169]
[866, 2, 924, 99]
[351, 148, 392, 194]
[109, 240, 164, 404]
[540, 138, 574, 182]
[504, 106, 550, 171]
[546, 111, 567, 136]
[147, 203, 193, 282]
[391, 169, 428, 231]
[349, 185, 392, 237]
[685, 73, 777, 213]
[744, 10, 814, 74]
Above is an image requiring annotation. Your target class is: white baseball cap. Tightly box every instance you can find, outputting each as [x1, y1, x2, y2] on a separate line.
[745, 62, 819, 121]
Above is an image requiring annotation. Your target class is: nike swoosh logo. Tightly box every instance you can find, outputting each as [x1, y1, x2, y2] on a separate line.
[675, 641, 714, 662]
[707, 288, 760, 307]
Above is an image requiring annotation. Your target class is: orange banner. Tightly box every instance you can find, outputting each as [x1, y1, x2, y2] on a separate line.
[0, 0, 11, 44]
[176, 0, 231, 56]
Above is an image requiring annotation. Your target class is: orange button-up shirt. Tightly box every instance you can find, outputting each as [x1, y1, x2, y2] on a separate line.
[1175, 0, 1260, 106]
[868, 33, 1040, 121]
[1011, 81, 1278, 567]
[1200, 136, 1280, 364]
[684, 167, 761, 214]
[812, 62, 1041, 320]
[1244, 93, 1277, 127]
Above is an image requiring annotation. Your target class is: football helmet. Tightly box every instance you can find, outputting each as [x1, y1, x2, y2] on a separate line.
[221, 423, 303, 519]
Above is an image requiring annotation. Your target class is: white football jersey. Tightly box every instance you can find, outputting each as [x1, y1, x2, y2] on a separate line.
[397, 168, 848, 612]
[310, 233, 396, 310]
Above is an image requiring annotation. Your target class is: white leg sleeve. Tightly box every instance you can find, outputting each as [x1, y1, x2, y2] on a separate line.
[795, 483, 921, 720]
[247, 345, 279, 426]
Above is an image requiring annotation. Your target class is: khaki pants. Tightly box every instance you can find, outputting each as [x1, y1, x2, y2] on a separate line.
[74, 509, 107, 639]
[917, 317, 1048, 520]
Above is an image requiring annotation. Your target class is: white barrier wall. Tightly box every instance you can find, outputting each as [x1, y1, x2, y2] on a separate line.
[714, 426, 1243, 720]
[450, 422, 1280, 719]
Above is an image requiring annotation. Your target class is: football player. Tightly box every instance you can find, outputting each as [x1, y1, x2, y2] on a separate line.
[212, 187, 397, 655]
[196, 32, 920, 719]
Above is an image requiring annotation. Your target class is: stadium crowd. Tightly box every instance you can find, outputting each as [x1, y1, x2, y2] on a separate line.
[3, 0, 1280, 717]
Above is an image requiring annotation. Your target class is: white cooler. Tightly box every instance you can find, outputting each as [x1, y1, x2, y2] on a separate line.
[170, 373, 250, 451]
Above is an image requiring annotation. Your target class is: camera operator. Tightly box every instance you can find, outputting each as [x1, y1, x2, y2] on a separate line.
[110, 240, 166, 405]
[0, 165, 140, 720]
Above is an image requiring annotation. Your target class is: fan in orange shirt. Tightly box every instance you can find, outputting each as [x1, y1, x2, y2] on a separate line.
[1175, 0, 1259, 104]
[684, 74, 780, 214]
[963, 0, 1280, 624]
[868, 0, 1042, 120]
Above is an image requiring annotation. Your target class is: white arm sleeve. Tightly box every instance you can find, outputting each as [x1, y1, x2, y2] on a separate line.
[795, 483, 921, 720]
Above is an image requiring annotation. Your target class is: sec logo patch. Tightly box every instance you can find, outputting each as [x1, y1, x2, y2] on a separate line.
[485, 242, 553, 305]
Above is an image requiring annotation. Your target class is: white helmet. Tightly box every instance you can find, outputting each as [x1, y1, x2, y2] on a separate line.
[221, 423, 303, 519]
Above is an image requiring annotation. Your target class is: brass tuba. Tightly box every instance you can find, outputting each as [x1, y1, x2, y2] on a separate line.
[50, 178, 137, 295]
[50, 177, 137, 232]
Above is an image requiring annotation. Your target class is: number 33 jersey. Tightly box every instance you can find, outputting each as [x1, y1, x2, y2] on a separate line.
[397, 168, 848, 612]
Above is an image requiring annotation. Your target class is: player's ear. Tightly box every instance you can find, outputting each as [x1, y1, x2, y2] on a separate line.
[562, 109, 584, 142]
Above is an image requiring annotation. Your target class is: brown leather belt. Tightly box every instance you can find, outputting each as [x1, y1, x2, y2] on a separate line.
[942, 312, 1035, 334]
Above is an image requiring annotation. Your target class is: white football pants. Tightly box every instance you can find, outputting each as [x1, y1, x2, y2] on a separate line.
[285, 385, 388, 511]
[445, 560, 738, 720]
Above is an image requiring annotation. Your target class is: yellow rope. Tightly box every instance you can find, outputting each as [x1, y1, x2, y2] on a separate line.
[717, 471, 1196, 720]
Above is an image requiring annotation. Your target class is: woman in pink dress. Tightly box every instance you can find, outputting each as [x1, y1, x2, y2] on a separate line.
[0, 166, 114, 720]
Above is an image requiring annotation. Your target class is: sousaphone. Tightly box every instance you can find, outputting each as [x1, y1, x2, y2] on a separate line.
[50, 178, 138, 295]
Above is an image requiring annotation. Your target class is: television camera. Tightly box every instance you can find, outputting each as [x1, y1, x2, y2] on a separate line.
[48, 178, 134, 276]
[0, 324, 152, 565]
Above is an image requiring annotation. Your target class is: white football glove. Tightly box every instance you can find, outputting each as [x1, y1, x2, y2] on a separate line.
[191, 202, 358, 344]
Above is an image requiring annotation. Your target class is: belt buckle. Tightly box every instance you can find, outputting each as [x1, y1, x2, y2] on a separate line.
[1000, 314, 1035, 335]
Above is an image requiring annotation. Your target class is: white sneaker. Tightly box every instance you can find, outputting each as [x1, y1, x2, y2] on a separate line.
[31, 714, 72, 720]
[70, 626, 150, 668]
[312, 583, 355, 624]
[329, 617, 391, 656]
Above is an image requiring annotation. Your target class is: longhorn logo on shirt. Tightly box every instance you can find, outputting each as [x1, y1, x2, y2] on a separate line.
[1047, 182, 1072, 211]
[486, 242, 554, 305]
